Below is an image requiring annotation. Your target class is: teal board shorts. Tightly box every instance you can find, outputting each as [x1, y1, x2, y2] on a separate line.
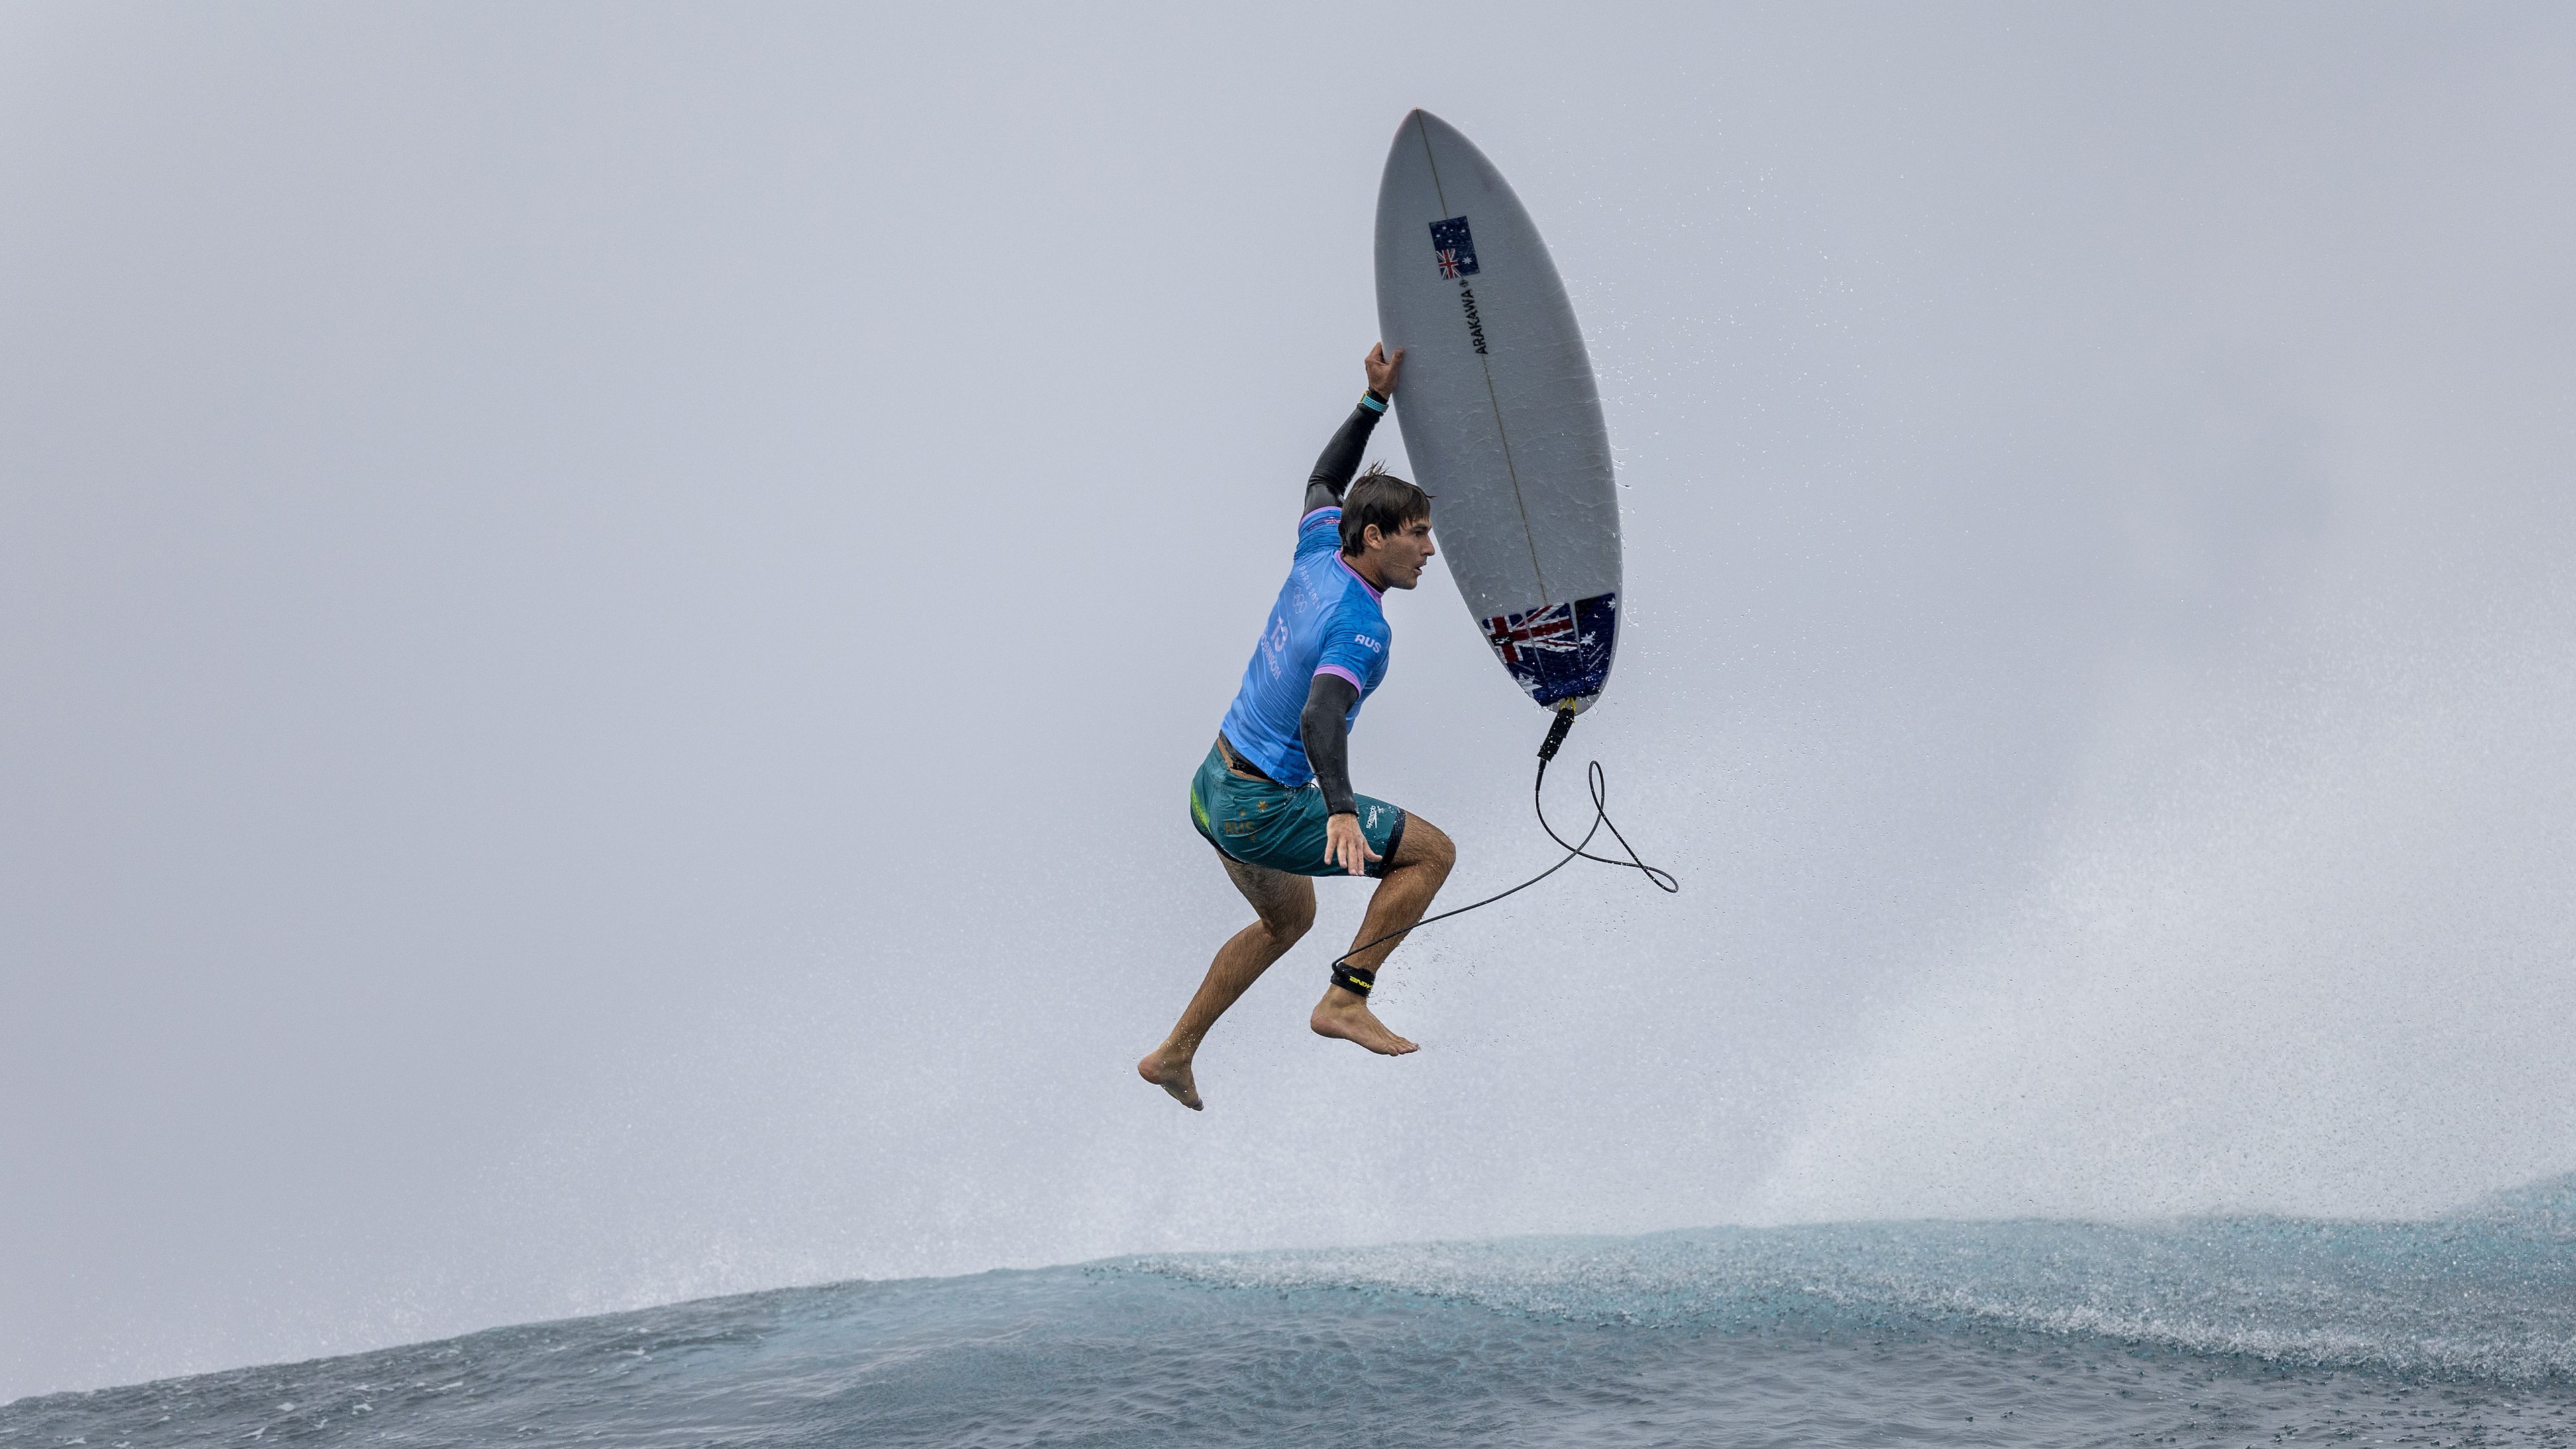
[1190, 737, 1408, 879]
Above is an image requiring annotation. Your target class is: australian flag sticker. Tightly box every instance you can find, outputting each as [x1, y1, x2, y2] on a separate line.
[1481, 592, 1617, 707]
[1430, 216, 1479, 280]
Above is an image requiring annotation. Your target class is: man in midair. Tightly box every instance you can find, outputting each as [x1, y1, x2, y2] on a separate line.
[1138, 344, 1457, 1111]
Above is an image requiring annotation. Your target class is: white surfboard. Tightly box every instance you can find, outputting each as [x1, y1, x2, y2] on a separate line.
[1373, 109, 1622, 714]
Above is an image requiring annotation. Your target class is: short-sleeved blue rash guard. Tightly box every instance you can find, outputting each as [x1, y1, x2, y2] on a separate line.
[1218, 506, 1392, 786]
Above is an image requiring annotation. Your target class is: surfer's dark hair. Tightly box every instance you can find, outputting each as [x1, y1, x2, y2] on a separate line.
[1340, 464, 1432, 555]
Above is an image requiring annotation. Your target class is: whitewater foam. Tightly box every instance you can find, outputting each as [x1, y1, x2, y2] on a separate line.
[1128, 1173, 2576, 1383]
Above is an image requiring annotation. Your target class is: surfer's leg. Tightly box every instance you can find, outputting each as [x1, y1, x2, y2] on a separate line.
[1311, 815, 1454, 1057]
[1138, 852, 1316, 1110]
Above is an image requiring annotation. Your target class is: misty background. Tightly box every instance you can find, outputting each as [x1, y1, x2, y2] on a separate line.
[8, 0, 2576, 1402]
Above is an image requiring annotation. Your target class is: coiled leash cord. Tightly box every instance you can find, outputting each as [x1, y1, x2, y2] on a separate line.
[1328, 707, 1679, 996]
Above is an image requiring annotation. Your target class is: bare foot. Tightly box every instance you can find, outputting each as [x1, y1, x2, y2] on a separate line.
[1310, 990, 1419, 1056]
[1136, 1049, 1203, 1110]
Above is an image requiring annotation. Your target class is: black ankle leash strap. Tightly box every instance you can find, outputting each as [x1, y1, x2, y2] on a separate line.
[1326, 707, 1678, 990]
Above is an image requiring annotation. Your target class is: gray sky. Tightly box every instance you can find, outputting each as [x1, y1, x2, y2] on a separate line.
[8, 1, 2576, 1401]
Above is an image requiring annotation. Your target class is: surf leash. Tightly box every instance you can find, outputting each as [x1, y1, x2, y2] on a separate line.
[1327, 705, 1677, 991]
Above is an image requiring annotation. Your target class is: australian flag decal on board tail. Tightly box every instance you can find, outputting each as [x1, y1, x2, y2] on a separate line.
[1430, 216, 1479, 279]
[1481, 592, 1617, 707]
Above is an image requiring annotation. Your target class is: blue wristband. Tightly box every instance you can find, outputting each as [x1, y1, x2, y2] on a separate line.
[1359, 391, 1389, 414]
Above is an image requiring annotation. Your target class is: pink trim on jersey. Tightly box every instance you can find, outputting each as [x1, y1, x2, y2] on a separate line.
[1314, 664, 1364, 690]
[1334, 555, 1384, 601]
[1300, 505, 1343, 527]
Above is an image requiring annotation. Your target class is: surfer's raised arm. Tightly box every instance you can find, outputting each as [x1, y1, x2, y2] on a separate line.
[1302, 344, 1405, 517]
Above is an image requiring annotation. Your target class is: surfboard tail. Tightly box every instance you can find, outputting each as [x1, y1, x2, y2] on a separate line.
[1478, 591, 1617, 713]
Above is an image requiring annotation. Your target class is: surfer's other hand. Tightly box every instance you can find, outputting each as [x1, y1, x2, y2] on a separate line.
[1325, 812, 1379, 876]
[1366, 343, 1403, 398]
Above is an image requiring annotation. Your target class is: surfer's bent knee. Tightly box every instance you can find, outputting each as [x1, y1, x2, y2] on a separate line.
[1394, 816, 1456, 875]
[1264, 894, 1316, 941]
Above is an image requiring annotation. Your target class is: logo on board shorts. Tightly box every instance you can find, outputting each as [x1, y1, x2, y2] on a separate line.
[1430, 216, 1479, 278]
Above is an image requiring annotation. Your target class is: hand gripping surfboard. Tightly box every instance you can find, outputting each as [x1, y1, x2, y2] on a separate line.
[1373, 109, 1622, 714]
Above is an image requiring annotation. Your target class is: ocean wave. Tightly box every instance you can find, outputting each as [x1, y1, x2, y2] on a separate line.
[17, 1179, 2576, 1445]
[1119, 1173, 2576, 1383]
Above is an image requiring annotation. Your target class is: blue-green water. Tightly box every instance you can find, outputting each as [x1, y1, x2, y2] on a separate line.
[12, 1177, 2576, 1446]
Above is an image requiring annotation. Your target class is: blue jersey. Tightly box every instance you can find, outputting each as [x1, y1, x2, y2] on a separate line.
[1219, 506, 1392, 786]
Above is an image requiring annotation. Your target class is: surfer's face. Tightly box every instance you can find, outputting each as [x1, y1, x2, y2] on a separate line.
[1364, 517, 1437, 590]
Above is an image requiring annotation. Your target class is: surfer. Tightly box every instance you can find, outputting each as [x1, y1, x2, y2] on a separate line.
[1138, 344, 1458, 1111]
